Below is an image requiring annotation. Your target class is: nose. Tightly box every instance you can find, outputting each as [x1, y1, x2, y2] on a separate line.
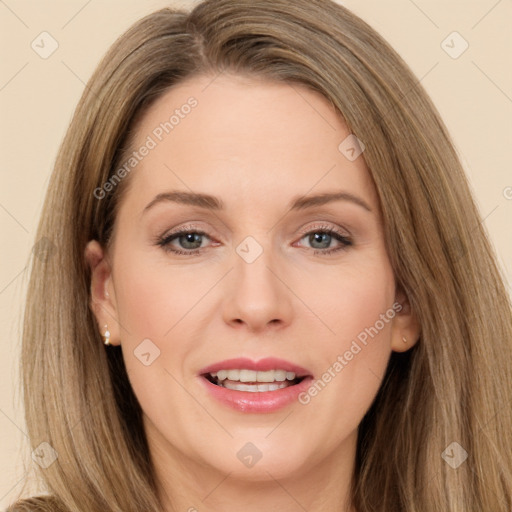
[222, 244, 294, 333]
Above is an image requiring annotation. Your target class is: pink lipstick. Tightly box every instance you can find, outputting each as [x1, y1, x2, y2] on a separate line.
[198, 357, 314, 413]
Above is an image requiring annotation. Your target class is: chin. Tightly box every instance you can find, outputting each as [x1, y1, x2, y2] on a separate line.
[199, 440, 311, 482]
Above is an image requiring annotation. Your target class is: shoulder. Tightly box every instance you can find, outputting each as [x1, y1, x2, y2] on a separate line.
[5, 495, 66, 512]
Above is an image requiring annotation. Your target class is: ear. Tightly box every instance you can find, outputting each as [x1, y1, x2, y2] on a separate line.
[390, 286, 421, 353]
[84, 240, 121, 346]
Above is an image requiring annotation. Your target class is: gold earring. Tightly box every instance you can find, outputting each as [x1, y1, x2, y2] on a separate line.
[102, 325, 111, 346]
[402, 336, 407, 344]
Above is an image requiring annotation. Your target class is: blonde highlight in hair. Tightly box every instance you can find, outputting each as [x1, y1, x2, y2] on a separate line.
[10, 0, 512, 510]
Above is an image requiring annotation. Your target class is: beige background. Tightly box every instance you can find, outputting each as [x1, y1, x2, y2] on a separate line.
[1, 0, 511, 506]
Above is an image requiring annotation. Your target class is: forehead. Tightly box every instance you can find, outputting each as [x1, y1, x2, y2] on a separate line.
[118, 74, 378, 215]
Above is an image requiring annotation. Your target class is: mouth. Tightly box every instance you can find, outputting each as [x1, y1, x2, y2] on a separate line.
[198, 358, 314, 412]
[202, 369, 307, 392]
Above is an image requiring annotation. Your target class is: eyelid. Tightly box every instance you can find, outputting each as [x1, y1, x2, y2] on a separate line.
[157, 221, 214, 237]
[296, 221, 351, 237]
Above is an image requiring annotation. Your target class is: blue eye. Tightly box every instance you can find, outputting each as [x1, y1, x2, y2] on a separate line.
[156, 224, 353, 256]
[157, 229, 210, 256]
[300, 228, 353, 255]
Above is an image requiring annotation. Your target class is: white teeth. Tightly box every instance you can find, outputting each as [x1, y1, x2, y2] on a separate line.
[209, 369, 297, 382]
[215, 370, 224, 380]
[239, 369, 257, 382]
[222, 381, 289, 392]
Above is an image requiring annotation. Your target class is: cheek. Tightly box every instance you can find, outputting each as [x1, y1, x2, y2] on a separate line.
[111, 249, 210, 399]
[330, 276, 395, 353]
[305, 255, 395, 355]
[112, 250, 205, 338]
[297, 261, 396, 427]
[111, 253, 197, 426]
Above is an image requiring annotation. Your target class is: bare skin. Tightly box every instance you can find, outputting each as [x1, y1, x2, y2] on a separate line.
[86, 74, 420, 512]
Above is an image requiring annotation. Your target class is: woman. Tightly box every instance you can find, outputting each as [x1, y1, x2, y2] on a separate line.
[9, 0, 512, 510]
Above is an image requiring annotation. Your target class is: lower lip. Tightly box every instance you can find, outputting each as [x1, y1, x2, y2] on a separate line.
[199, 375, 314, 413]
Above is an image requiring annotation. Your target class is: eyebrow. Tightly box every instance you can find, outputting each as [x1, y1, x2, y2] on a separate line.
[142, 190, 373, 215]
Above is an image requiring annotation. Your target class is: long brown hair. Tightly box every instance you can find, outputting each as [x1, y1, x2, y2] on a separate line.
[10, 0, 512, 510]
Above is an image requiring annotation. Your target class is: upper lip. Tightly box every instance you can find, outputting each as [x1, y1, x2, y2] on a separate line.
[199, 357, 313, 378]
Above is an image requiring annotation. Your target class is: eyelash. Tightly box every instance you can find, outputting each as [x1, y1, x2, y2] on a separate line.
[155, 223, 353, 257]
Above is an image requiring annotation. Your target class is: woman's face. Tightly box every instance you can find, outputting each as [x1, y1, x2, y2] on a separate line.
[87, 74, 418, 491]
